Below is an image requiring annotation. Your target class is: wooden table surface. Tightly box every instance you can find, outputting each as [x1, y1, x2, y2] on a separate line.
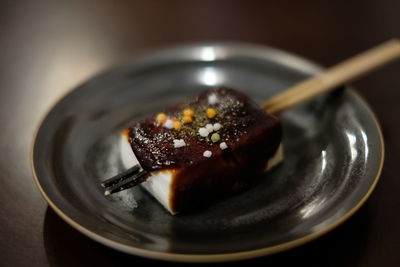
[1, 1, 399, 266]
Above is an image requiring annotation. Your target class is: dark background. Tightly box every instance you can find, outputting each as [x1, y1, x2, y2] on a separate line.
[1, 0, 399, 266]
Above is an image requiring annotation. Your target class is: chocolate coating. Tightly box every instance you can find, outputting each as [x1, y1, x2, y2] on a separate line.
[127, 87, 282, 213]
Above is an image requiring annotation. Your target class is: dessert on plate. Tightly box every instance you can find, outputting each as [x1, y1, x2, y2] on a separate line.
[114, 87, 283, 214]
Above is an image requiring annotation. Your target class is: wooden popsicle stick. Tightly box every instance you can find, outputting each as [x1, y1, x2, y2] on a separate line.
[263, 39, 400, 114]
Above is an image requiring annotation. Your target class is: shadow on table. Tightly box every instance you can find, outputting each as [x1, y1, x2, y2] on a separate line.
[43, 203, 372, 267]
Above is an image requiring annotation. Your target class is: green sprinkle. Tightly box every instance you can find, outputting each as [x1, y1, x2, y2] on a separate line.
[211, 133, 220, 143]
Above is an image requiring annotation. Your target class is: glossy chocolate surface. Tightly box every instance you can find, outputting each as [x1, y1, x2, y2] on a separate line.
[127, 87, 282, 213]
[127, 87, 282, 173]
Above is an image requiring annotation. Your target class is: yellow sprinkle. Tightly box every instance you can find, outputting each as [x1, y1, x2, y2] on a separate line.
[207, 108, 217, 118]
[183, 108, 194, 117]
[156, 113, 167, 124]
[173, 120, 182, 130]
[182, 115, 193, 124]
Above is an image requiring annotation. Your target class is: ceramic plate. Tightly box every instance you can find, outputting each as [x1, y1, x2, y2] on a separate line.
[32, 43, 384, 262]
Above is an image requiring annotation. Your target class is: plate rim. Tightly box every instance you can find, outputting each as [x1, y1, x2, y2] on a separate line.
[31, 42, 385, 263]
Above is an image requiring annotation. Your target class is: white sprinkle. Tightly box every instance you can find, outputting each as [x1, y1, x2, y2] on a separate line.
[173, 139, 186, 148]
[208, 93, 218, 105]
[206, 123, 214, 133]
[164, 119, 174, 129]
[203, 150, 212, 157]
[220, 142, 228, 150]
[199, 127, 209, 137]
[213, 123, 222, 131]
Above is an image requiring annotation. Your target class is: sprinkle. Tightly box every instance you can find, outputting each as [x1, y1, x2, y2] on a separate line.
[183, 108, 194, 117]
[199, 127, 209, 137]
[207, 108, 217, 118]
[208, 93, 218, 105]
[164, 119, 174, 129]
[203, 150, 212, 157]
[211, 133, 220, 143]
[182, 115, 193, 124]
[220, 142, 228, 150]
[213, 123, 222, 131]
[173, 120, 182, 130]
[206, 123, 214, 133]
[173, 139, 186, 148]
[156, 113, 167, 124]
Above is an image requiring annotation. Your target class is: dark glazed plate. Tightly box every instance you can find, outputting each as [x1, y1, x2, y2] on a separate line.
[32, 43, 384, 262]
